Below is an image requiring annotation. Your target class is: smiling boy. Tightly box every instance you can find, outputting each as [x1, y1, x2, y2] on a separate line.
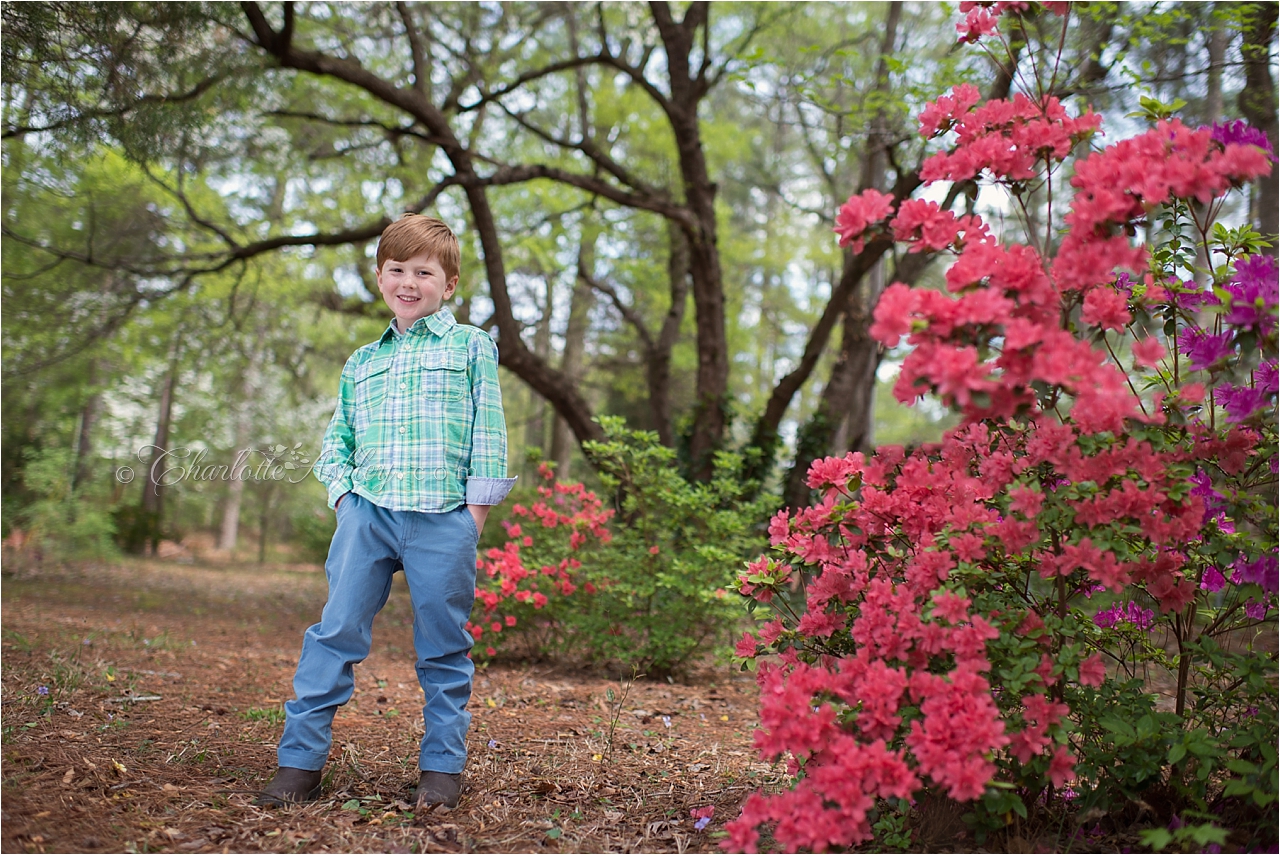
[258, 214, 515, 809]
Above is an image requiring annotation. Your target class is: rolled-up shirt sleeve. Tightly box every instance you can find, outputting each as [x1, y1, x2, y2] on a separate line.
[313, 357, 358, 509]
[466, 331, 517, 506]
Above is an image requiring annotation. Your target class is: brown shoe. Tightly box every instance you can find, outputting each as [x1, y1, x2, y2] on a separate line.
[415, 770, 462, 810]
[255, 766, 322, 806]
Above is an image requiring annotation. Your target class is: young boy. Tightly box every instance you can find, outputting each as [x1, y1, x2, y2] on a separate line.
[258, 214, 515, 810]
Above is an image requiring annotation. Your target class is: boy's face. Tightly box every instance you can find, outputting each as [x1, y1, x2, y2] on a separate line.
[376, 252, 458, 330]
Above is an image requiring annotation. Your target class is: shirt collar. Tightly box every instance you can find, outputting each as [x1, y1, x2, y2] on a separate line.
[380, 308, 457, 343]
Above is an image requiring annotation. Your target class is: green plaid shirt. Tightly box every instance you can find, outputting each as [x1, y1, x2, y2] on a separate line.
[313, 308, 516, 511]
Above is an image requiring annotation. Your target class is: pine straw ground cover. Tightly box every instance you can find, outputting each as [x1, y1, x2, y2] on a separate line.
[1, 558, 778, 854]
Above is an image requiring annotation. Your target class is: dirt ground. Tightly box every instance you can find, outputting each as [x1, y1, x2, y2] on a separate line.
[1, 558, 780, 854]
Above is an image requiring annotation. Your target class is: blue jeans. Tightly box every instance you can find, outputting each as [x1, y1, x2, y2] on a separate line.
[277, 493, 479, 774]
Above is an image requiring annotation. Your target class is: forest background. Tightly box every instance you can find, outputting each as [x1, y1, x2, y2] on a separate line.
[2, 1, 1275, 658]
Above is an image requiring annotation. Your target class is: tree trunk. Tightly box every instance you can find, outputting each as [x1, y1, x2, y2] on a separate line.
[746, 34, 1019, 489]
[526, 277, 555, 459]
[650, 221, 691, 447]
[650, 1, 729, 478]
[1238, 2, 1278, 253]
[760, 1, 902, 498]
[71, 389, 102, 492]
[219, 333, 264, 552]
[552, 242, 596, 477]
[257, 480, 274, 564]
[140, 330, 183, 555]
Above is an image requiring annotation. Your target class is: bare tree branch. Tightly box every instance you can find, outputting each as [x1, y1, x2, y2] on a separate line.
[578, 262, 655, 351]
[479, 162, 693, 228]
[395, 1, 430, 97]
[493, 102, 662, 197]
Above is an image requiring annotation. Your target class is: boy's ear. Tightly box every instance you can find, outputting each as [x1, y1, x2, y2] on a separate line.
[445, 276, 459, 299]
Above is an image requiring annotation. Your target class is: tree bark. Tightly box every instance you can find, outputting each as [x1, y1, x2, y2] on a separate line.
[552, 242, 596, 477]
[526, 277, 555, 458]
[140, 329, 183, 555]
[71, 389, 102, 492]
[1237, 2, 1278, 253]
[745, 35, 1019, 489]
[649, 1, 729, 478]
[650, 222, 691, 447]
[219, 330, 264, 552]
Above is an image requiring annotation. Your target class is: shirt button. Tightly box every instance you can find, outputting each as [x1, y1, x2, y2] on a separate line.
[397, 471, 405, 480]
[399, 426, 407, 434]
[400, 381, 407, 390]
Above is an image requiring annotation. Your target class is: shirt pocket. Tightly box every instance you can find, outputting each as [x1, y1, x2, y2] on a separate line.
[420, 349, 469, 402]
[353, 357, 393, 417]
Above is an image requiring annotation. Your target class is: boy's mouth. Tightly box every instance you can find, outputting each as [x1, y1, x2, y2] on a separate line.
[396, 294, 421, 303]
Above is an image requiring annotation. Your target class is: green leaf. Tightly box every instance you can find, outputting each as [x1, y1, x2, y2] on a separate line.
[342, 799, 360, 810]
[1101, 716, 1137, 740]
[1140, 828, 1173, 850]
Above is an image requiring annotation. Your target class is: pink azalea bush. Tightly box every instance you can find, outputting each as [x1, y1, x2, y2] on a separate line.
[728, 3, 1277, 851]
[467, 462, 614, 659]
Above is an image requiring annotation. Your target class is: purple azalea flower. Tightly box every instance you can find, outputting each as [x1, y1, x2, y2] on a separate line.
[1218, 383, 1271, 423]
[1200, 567, 1226, 593]
[1223, 255, 1279, 331]
[1173, 279, 1219, 311]
[1258, 359, 1279, 394]
[1179, 328, 1234, 372]
[1244, 599, 1268, 620]
[695, 817, 711, 831]
[1234, 553, 1279, 594]
[1211, 120, 1276, 157]
[1188, 469, 1227, 521]
[1093, 601, 1155, 631]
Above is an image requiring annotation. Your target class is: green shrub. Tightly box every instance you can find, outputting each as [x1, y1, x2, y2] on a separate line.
[17, 448, 118, 563]
[469, 418, 770, 677]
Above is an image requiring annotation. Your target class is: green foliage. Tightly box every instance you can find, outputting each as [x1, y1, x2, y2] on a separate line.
[291, 507, 336, 565]
[240, 706, 286, 725]
[579, 418, 771, 676]
[16, 447, 118, 563]
[473, 418, 769, 676]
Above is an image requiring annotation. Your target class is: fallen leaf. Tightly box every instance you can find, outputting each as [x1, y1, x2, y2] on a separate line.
[62, 768, 75, 784]
[163, 783, 181, 793]
[161, 827, 185, 840]
[34, 810, 51, 819]
[112, 759, 127, 775]
[177, 838, 209, 851]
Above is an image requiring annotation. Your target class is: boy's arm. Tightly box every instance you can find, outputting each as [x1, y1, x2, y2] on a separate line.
[313, 357, 358, 510]
[466, 332, 517, 514]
